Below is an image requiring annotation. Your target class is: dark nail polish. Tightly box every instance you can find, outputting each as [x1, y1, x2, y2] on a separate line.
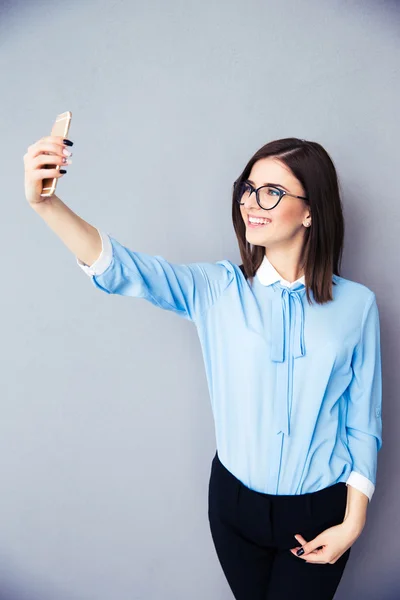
[63, 139, 73, 146]
[296, 548, 305, 556]
[59, 169, 67, 174]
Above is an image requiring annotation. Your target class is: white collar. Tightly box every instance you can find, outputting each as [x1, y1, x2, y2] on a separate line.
[256, 254, 306, 288]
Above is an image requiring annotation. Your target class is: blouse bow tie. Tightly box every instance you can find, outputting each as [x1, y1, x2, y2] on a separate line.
[270, 282, 307, 436]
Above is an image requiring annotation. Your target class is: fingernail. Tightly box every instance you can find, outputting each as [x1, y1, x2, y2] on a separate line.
[59, 169, 67, 174]
[296, 548, 305, 556]
[63, 139, 73, 146]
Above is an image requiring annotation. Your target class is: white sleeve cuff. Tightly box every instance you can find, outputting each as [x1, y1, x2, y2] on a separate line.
[346, 470, 375, 502]
[76, 229, 113, 276]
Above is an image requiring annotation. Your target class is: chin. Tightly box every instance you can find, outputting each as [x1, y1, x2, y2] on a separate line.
[246, 233, 268, 246]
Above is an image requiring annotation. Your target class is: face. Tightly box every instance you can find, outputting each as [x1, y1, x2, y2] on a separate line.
[239, 157, 311, 248]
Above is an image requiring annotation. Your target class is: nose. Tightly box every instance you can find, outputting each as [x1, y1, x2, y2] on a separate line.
[242, 190, 259, 210]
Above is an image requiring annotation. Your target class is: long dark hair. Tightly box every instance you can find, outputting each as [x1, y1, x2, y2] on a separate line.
[232, 137, 345, 305]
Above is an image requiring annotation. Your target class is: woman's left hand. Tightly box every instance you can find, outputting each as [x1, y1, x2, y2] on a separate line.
[290, 522, 363, 564]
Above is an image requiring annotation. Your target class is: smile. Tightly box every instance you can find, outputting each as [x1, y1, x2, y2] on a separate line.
[247, 215, 272, 228]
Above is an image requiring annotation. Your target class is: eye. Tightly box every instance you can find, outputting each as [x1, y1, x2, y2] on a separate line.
[267, 186, 280, 196]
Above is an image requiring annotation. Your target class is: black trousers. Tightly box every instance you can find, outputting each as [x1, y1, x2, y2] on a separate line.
[208, 451, 351, 600]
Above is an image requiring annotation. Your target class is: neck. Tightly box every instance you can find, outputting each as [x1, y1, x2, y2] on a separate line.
[265, 246, 305, 283]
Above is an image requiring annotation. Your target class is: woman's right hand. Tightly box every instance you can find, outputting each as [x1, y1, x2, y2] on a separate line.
[23, 135, 72, 206]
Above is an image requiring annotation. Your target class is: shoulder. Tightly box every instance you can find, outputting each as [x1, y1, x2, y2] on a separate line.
[209, 259, 244, 278]
[333, 274, 376, 304]
[186, 258, 239, 287]
[218, 260, 253, 279]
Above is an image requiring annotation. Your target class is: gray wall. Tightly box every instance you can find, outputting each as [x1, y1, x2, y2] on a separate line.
[1, 0, 399, 598]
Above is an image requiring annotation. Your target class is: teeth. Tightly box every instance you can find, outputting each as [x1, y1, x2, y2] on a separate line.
[249, 217, 269, 224]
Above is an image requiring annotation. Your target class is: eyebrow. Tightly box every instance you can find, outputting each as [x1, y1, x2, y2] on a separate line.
[246, 179, 290, 192]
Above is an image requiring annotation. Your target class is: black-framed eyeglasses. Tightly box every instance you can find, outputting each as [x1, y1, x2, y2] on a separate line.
[234, 179, 309, 211]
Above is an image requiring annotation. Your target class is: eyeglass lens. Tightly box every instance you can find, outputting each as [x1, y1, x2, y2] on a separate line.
[236, 182, 281, 210]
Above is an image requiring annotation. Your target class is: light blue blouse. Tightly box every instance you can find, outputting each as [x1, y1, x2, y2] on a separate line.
[77, 230, 383, 502]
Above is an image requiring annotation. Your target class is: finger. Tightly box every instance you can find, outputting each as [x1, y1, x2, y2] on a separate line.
[32, 153, 67, 171]
[294, 534, 307, 545]
[40, 135, 69, 145]
[290, 546, 321, 556]
[291, 533, 307, 552]
[296, 548, 330, 563]
[27, 140, 69, 160]
[296, 544, 325, 557]
[297, 534, 326, 556]
[293, 533, 323, 552]
[303, 555, 329, 564]
[29, 167, 67, 181]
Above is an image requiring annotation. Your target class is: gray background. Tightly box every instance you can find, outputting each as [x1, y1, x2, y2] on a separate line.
[1, 0, 399, 598]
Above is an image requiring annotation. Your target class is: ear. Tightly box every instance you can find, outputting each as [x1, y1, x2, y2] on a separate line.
[303, 210, 311, 226]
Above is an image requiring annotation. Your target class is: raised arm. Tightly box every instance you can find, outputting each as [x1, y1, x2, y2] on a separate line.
[76, 229, 235, 322]
[24, 135, 103, 266]
[24, 135, 235, 323]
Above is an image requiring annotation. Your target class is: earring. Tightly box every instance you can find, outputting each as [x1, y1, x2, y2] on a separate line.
[304, 221, 311, 227]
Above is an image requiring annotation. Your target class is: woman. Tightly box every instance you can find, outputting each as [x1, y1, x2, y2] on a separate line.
[24, 136, 382, 599]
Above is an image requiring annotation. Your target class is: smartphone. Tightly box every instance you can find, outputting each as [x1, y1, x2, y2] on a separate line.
[40, 110, 72, 197]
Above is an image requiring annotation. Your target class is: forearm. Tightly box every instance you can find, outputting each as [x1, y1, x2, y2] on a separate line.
[31, 194, 102, 267]
[342, 484, 369, 535]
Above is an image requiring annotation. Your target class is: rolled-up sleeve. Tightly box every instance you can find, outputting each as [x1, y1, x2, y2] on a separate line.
[345, 292, 383, 501]
[77, 229, 113, 276]
[76, 228, 235, 323]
